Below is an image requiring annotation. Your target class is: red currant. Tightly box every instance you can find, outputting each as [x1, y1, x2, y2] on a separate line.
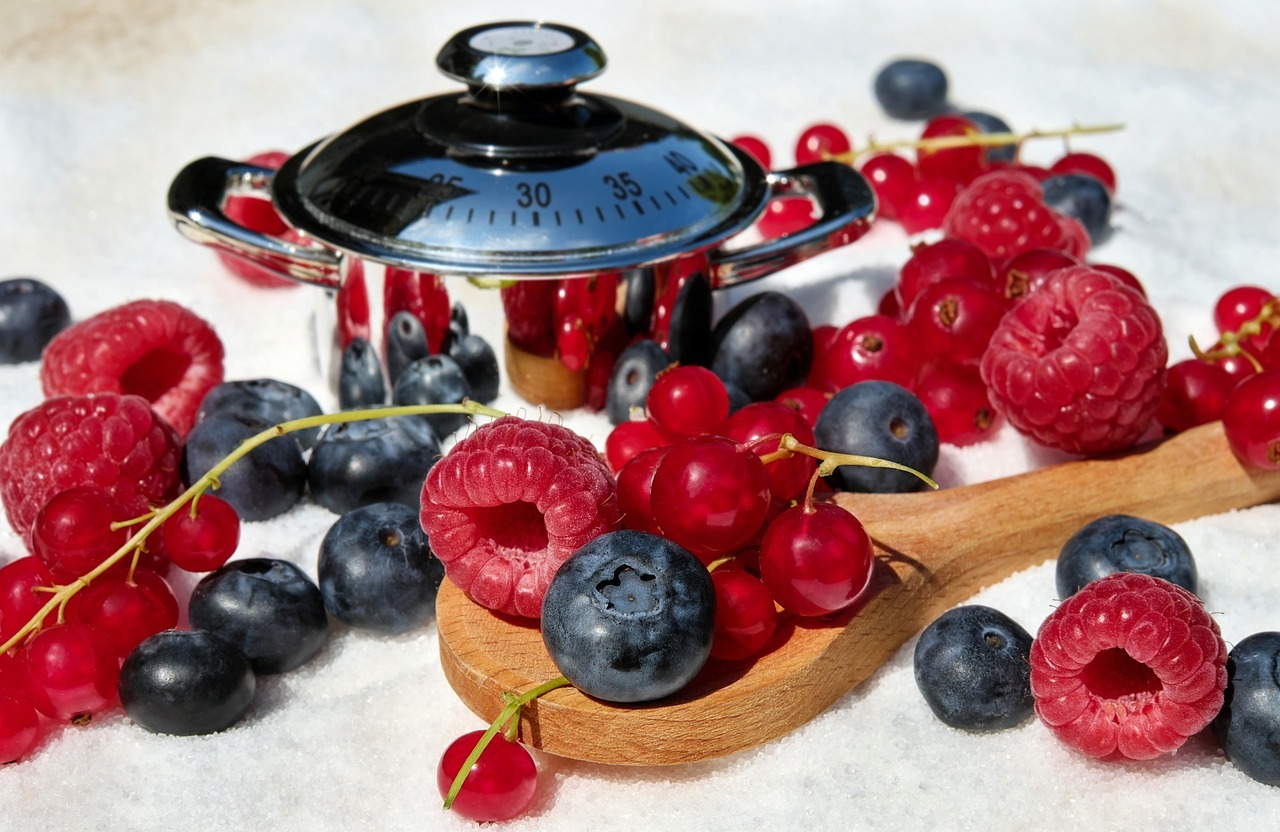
[730, 134, 772, 170]
[758, 502, 874, 617]
[795, 123, 852, 165]
[217, 151, 299, 289]
[906, 279, 1007, 366]
[756, 197, 816, 239]
[603, 418, 670, 472]
[0, 690, 40, 764]
[336, 260, 371, 346]
[774, 386, 830, 429]
[1223, 369, 1280, 469]
[916, 114, 987, 186]
[1155, 359, 1234, 433]
[23, 623, 119, 723]
[999, 248, 1080, 303]
[898, 177, 959, 234]
[915, 362, 1000, 446]
[30, 487, 130, 581]
[646, 365, 729, 438]
[710, 568, 778, 661]
[1049, 151, 1117, 193]
[161, 494, 242, 573]
[650, 436, 771, 559]
[555, 315, 591, 372]
[858, 153, 916, 222]
[615, 445, 669, 536]
[438, 730, 538, 823]
[822, 315, 921, 391]
[385, 269, 452, 355]
[0, 556, 57, 643]
[70, 568, 179, 658]
[1091, 263, 1147, 298]
[723, 401, 818, 502]
[1214, 285, 1275, 349]
[897, 238, 996, 312]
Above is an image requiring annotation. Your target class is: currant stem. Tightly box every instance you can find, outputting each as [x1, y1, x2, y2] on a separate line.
[759, 434, 939, 490]
[0, 400, 507, 658]
[829, 121, 1125, 163]
[1189, 297, 1279, 372]
[442, 675, 572, 811]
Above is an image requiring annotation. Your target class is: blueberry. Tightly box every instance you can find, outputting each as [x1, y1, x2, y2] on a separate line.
[181, 413, 307, 521]
[385, 310, 429, 385]
[814, 381, 939, 493]
[540, 530, 715, 703]
[317, 502, 444, 634]
[338, 337, 387, 409]
[188, 558, 329, 675]
[622, 268, 656, 336]
[1212, 632, 1280, 786]
[606, 339, 670, 425]
[118, 630, 256, 735]
[0, 277, 70, 364]
[961, 110, 1017, 164]
[1055, 514, 1197, 599]
[1042, 173, 1113, 244]
[873, 58, 949, 121]
[710, 291, 813, 402]
[307, 412, 441, 514]
[447, 333, 499, 404]
[391, 354, 472, 437]
[666, 270, 713, 367]
[448, 301, 469, 345]
[196, 378, 325, 450]
[913, 605, 1034, 730]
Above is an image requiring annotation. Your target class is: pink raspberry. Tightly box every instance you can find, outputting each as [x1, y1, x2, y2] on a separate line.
[0, 394, 183, 543]
[1030, 572, 1227, 760]
[980, 266, 1167, 454]
[40, 299, 225, 437]
[942, 170, 1088, 262]
[419, 417, 621, 619]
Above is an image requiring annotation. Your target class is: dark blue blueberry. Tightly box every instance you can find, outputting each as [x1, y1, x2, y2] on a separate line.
[606, 339, 670, 425]
[1213, 632, 1280, 786]
[873, 58, 949, 121]
[317, 502, 444, 634]
[450, 301, 469, 339]
[447, 333, 499, 404]
[541, 530, 715, 703]
[338, 337, 387, 409]
[622, 268, 656, 336]
[1043, 173, 1113, 244]
[913, 605, 1034, 730]
[385, 310, 430, 385]
[0, 277, 70, 364]
[392, 354, 472, 437]
[962, 110, 1017, 164]
[666, 270, 713, 367]
[307, 412, 441, 514]
[118, 629, 256, 735]
[188, 558, 329, 675]
[1055, 514, 1197, 599]
[196, 378, 325, 450]
[710, 291, 812, 402]
[181, 413, 307, 521]
[813, 381, 938, 493]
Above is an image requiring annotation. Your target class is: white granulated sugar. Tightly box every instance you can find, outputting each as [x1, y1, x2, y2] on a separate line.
[1, 2, 1278, 831]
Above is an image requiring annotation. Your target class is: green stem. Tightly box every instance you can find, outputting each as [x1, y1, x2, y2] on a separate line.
[443, 675, 572, 811]
[834, 121, 1125, 162]
[759, 433, 939, 490]
[0, 400, 507, 658]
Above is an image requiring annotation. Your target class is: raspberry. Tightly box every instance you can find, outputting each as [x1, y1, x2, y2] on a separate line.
[0, 394, 183, 542]
[40, 299, 225, 437]
[942, 170, 1083, 262]
[419, 417, 621, 619]
[980, 266, 1167, 454]
[1029, 572, 1227, 760]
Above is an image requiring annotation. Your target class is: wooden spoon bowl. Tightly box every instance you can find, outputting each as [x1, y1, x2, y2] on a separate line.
[437, 421, 1280, 766]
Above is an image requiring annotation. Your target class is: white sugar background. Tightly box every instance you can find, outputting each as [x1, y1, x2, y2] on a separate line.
[1, 1, 1277, 830]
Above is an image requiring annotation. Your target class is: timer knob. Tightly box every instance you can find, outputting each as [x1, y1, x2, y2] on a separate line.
[436, 21, 606, 97]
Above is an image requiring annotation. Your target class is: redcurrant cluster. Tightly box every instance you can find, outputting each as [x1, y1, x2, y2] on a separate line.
[0, 488, 240, 763]
[1161, 286, 1280, 468]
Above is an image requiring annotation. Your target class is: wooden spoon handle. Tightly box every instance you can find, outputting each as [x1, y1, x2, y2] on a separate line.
[436, 421, 1280, 766]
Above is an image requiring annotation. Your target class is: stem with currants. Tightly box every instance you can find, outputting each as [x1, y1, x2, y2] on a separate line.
[0, 401, 507, 658]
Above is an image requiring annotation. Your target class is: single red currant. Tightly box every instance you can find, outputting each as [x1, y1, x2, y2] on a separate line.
[650, 436, 771, 559]
[858, 153, 916, 222]
[604, 419, 671, 472]
[23, 623, 119, 723]
[795, 123, 852, 165]
[898, 177, 959, 234]
[905, 279, 1007, 366]
[916, 114, 987, 186]
[30, 487, 130, 581]
[1049, 151, 1117, 193]
[915, 362, 1000, 446]
[438, 730, 538, 823]
[160, 494, 242, 573]
[822, 315, 921, 391]
[896, 238, 996, 312]
[0, 556, 57, 643]
[1214, 285, 1275, 349]
[774, 386, 830, 429]
[710, 568, 779, 661]
[646, 365, 730, 438]
[1155, 359, 1234, 433]
[723, 401, 818, 502]
[999, 248, 1080, 303]
[758, 502, 874, 617]
[0, 689, 40, 763]
[730, 134, 772, 170]
[1222, 369, 1280, 469]
[615, 445, 669, 537]
[756, 197, 815, 239]
[70, 568, 179, 658]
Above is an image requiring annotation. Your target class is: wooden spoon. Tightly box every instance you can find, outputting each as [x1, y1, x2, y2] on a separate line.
[436, 421, 1280, 766]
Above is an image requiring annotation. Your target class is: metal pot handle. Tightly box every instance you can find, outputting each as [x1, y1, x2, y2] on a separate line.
[167, 156, 344, 289]
[708, 161, 876, 288]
